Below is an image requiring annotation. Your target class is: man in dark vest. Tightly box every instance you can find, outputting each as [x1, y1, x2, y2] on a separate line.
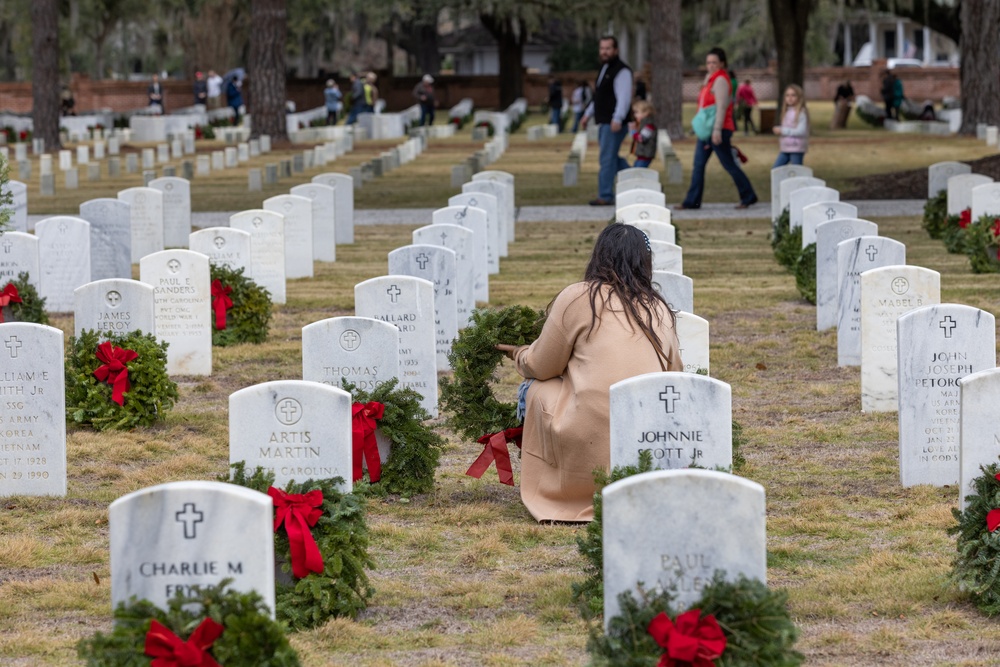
[581, 36, 633, 206]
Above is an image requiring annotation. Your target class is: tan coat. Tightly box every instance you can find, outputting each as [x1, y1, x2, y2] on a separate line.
[513, 281, 683, 522]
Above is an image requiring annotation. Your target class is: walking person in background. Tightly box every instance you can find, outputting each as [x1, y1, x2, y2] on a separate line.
[677, 47, 757, 210]
[831, 80, 854, 129]
[193, 71, 208, 106]
[413, 74, 436, 126]
[629, 100, 657, 168]
[364, 72, 378, 113]
[881, 70, 897, 120]
[772, 84, 809, 167]
[736, 78, 758, 135]
[147, 74, 164, 113]
[580, 35, 633, 206]
[324, 79, 343, 125]
[346, 73, 365, 124]
[206, 70, 223, 109]
[547, 76, 563, 131]
[570, 79, 592, 133]
[226, 75, 243, 125]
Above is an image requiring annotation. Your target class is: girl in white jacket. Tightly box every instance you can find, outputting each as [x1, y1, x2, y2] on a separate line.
[772, 84, 809, 167]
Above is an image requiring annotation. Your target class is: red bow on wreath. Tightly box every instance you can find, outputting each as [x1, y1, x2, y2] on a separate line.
[268, 486, 324, 578]
[959, 208, 972, 229]
[647, 609, 727, 667]
[0, 282, 22, 323]
[466, 427, 523, 486]
[210, 279, 233, 331]
[351, 401, 385, 482]
[145, 617, 223, 667]
[987, 473, 1000, 533]
[93, 341, 138, 406]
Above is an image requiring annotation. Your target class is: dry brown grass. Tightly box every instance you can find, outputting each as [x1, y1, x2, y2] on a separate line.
[3, 127, 1000, 666]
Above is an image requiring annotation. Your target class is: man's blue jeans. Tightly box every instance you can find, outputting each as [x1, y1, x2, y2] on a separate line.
[598, 123, 629, 201]
[681, 129, 757, 208]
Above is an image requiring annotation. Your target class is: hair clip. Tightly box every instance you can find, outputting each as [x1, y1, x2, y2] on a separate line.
[642, 232, 651, 253]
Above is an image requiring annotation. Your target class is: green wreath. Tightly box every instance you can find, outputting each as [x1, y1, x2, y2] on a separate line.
[589, 577, 802, 667]
[66, 329, 178, 430]
[228, 463, 375, 631]
[210, 263, 272, 346]
[439, 305, 543, 442]
[963, 214, 1000, 274]
[771, 208, 803, 272]
[342, 378, 445, 497]
[942, 208, 971, 255]
[922, 191, 948, 239]
[76, 580, 301, 666]
[950, 462, 1000, 614]
[2, 271, 49, 324]
[793, 243, 816, 304]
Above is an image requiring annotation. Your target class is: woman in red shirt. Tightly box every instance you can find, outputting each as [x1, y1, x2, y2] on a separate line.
[676, 47, 758, 211]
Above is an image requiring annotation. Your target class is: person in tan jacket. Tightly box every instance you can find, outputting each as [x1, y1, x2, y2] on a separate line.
[498, 223, 683, 522]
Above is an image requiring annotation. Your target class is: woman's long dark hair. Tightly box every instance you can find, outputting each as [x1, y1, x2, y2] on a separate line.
[581, 222, 675, 351]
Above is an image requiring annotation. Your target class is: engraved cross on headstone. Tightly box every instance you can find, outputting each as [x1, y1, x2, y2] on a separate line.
[278, 399, 299, 423]
[341, 330, 360, 350]
[659, 386, 681, 414]
[5, 336, 23, 358]
[106, 291, 121, 306]
[865, 245, 878, 261]
[825, 206, 837, 220]
[416, 253, 430, 270]
[175, 503, 204, 539]
[440, 232, 448, 245]
[386, 284, 401, 303]
[939, 316, 957, 338]
[1, 240, 11, 254]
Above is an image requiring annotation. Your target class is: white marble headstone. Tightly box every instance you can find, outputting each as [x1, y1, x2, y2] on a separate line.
[789, 187, 839, 231]
[431, 206, 491, 297]
[674, 311, 709, 375]
[140, 249, 212, 376]
[947, 174, 993, 216]
[770, 165, 814, 221]
[230, 210, 286, 305]
[149, 177, 192, 248]
[264, 194, 314, 279]
[815, 218, 878, 332]
[650, 240, 683, 275]
[388, 245, 458, 371]
[0, 231, 40, 289]
[609, 373, 732, 471]
[616, 203, 672, 227]
[189, 228, 252, 276]
[74, 279, 157, 337]
[109, 481, 275, 613]
[413, 224, 476, 325]
[778, 176, 825, 217]
[626, 219, 676, 245]
[291, 183, 336, 263]
[603, 470, 766, 621]
[446, 195, 500, 274]
[311, 172, 354, 244]
[615, 188, 666, 211]
[354, 276, 438, 417]
[801, 201, 858, 248]
[928, 161, 971, 199]
[2, 180, 27, 233]
[898, 304, 995, 488]
[0, 323, 66, 496]
[959, 368, 1000, 510]
[616, 167, 660, 184]
[471, 170, 515, 244]
[970, 183, 1000, 222]
[651, 271, 692, 314]
[37, 216, 91, 311]
[229, 380, 353, 490]
[860, 266, 941, 412]
[80, 198, 132, 281]
[836, 236, 906, 367]
[462, 182, 510, 257]
[302, 316, 400, 395]
[118, 187, 165, 263]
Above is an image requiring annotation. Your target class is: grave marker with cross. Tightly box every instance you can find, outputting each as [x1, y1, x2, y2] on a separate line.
[5, 335, 23, 358]
[386, 284, 401, 303]
[2, 240, 11, 254]
[825, 206, 837, 220]
[865, 245, 879, 261]
[175, 503, 204, 539]
[939, 315, 957, 338]
[659, 386, 681, 413]
[416, 253, 430, 270]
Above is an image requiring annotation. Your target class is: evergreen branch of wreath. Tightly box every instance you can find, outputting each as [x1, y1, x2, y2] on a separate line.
[962, 214, 1000, 274]
[66, 329, 178, 430]
[210, 263, 272, 346]
[922, 191, 948, 239]
[76, 579, 302, 666]
[949, 462, 1000, 615]
[340, 378, 444, 497]
[941, 210, 970, 255]
[3, 271, 49, 324]
[227, 463, 376, 630]
[439, 305, 543, 442]
[588, 576, 802, 667]
[793, 243, 816, 304]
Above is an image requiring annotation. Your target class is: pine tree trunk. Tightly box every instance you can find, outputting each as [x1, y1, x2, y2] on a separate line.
[649, 0, 683, 139]
[767, 0, 812, 103]
[248, 0, 287, 140]
[480, 15, 524, 108]
[31, 0, 61, 151]
[959, 0, 1000, 135]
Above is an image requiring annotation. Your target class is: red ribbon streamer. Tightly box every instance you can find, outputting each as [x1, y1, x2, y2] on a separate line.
[0, 282, 22, 323]
[351, 401, 385, 482]
[145, 617, 223, 667]
[92, 341, 138, 406]
[268, 486, 324, 579]
[210, 279, 233, 331]
[648, 609, 726, 667]
[959, 208, 972, 229]
[466, 427, 523, 486]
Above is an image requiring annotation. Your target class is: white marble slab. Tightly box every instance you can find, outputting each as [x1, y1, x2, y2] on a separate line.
[431, 206, 491, 299]
[37, 216, 91, 312]
[388, 245, 458, 371]
[264, 195, 314, 279]
[230, 210, 286, 305]
[140, 249, 212, 376]
[836, 236, 906, 367]
[960, 368, 1000, 510]
[291, 183, 337, 263]
[80, 198, 132, 282]
[74, 278, 156, 337]
[674, 311, 709, 375]
[815, 218, 878, 332]
[311, 173, 354, 245]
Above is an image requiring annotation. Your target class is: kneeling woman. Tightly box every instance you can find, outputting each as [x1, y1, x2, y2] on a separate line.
[498, 224, 683, 522]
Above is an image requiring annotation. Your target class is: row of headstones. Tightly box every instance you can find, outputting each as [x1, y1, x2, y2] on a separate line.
[975, 123, 1000, 148]
[450, 130, 510, 187]
[771, 164, 1000, 499]
[345, 132, 427, 188]
[470, 98, 527, 139]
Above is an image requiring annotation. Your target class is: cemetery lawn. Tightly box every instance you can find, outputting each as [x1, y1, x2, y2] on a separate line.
[5, 123, 1000, 666]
